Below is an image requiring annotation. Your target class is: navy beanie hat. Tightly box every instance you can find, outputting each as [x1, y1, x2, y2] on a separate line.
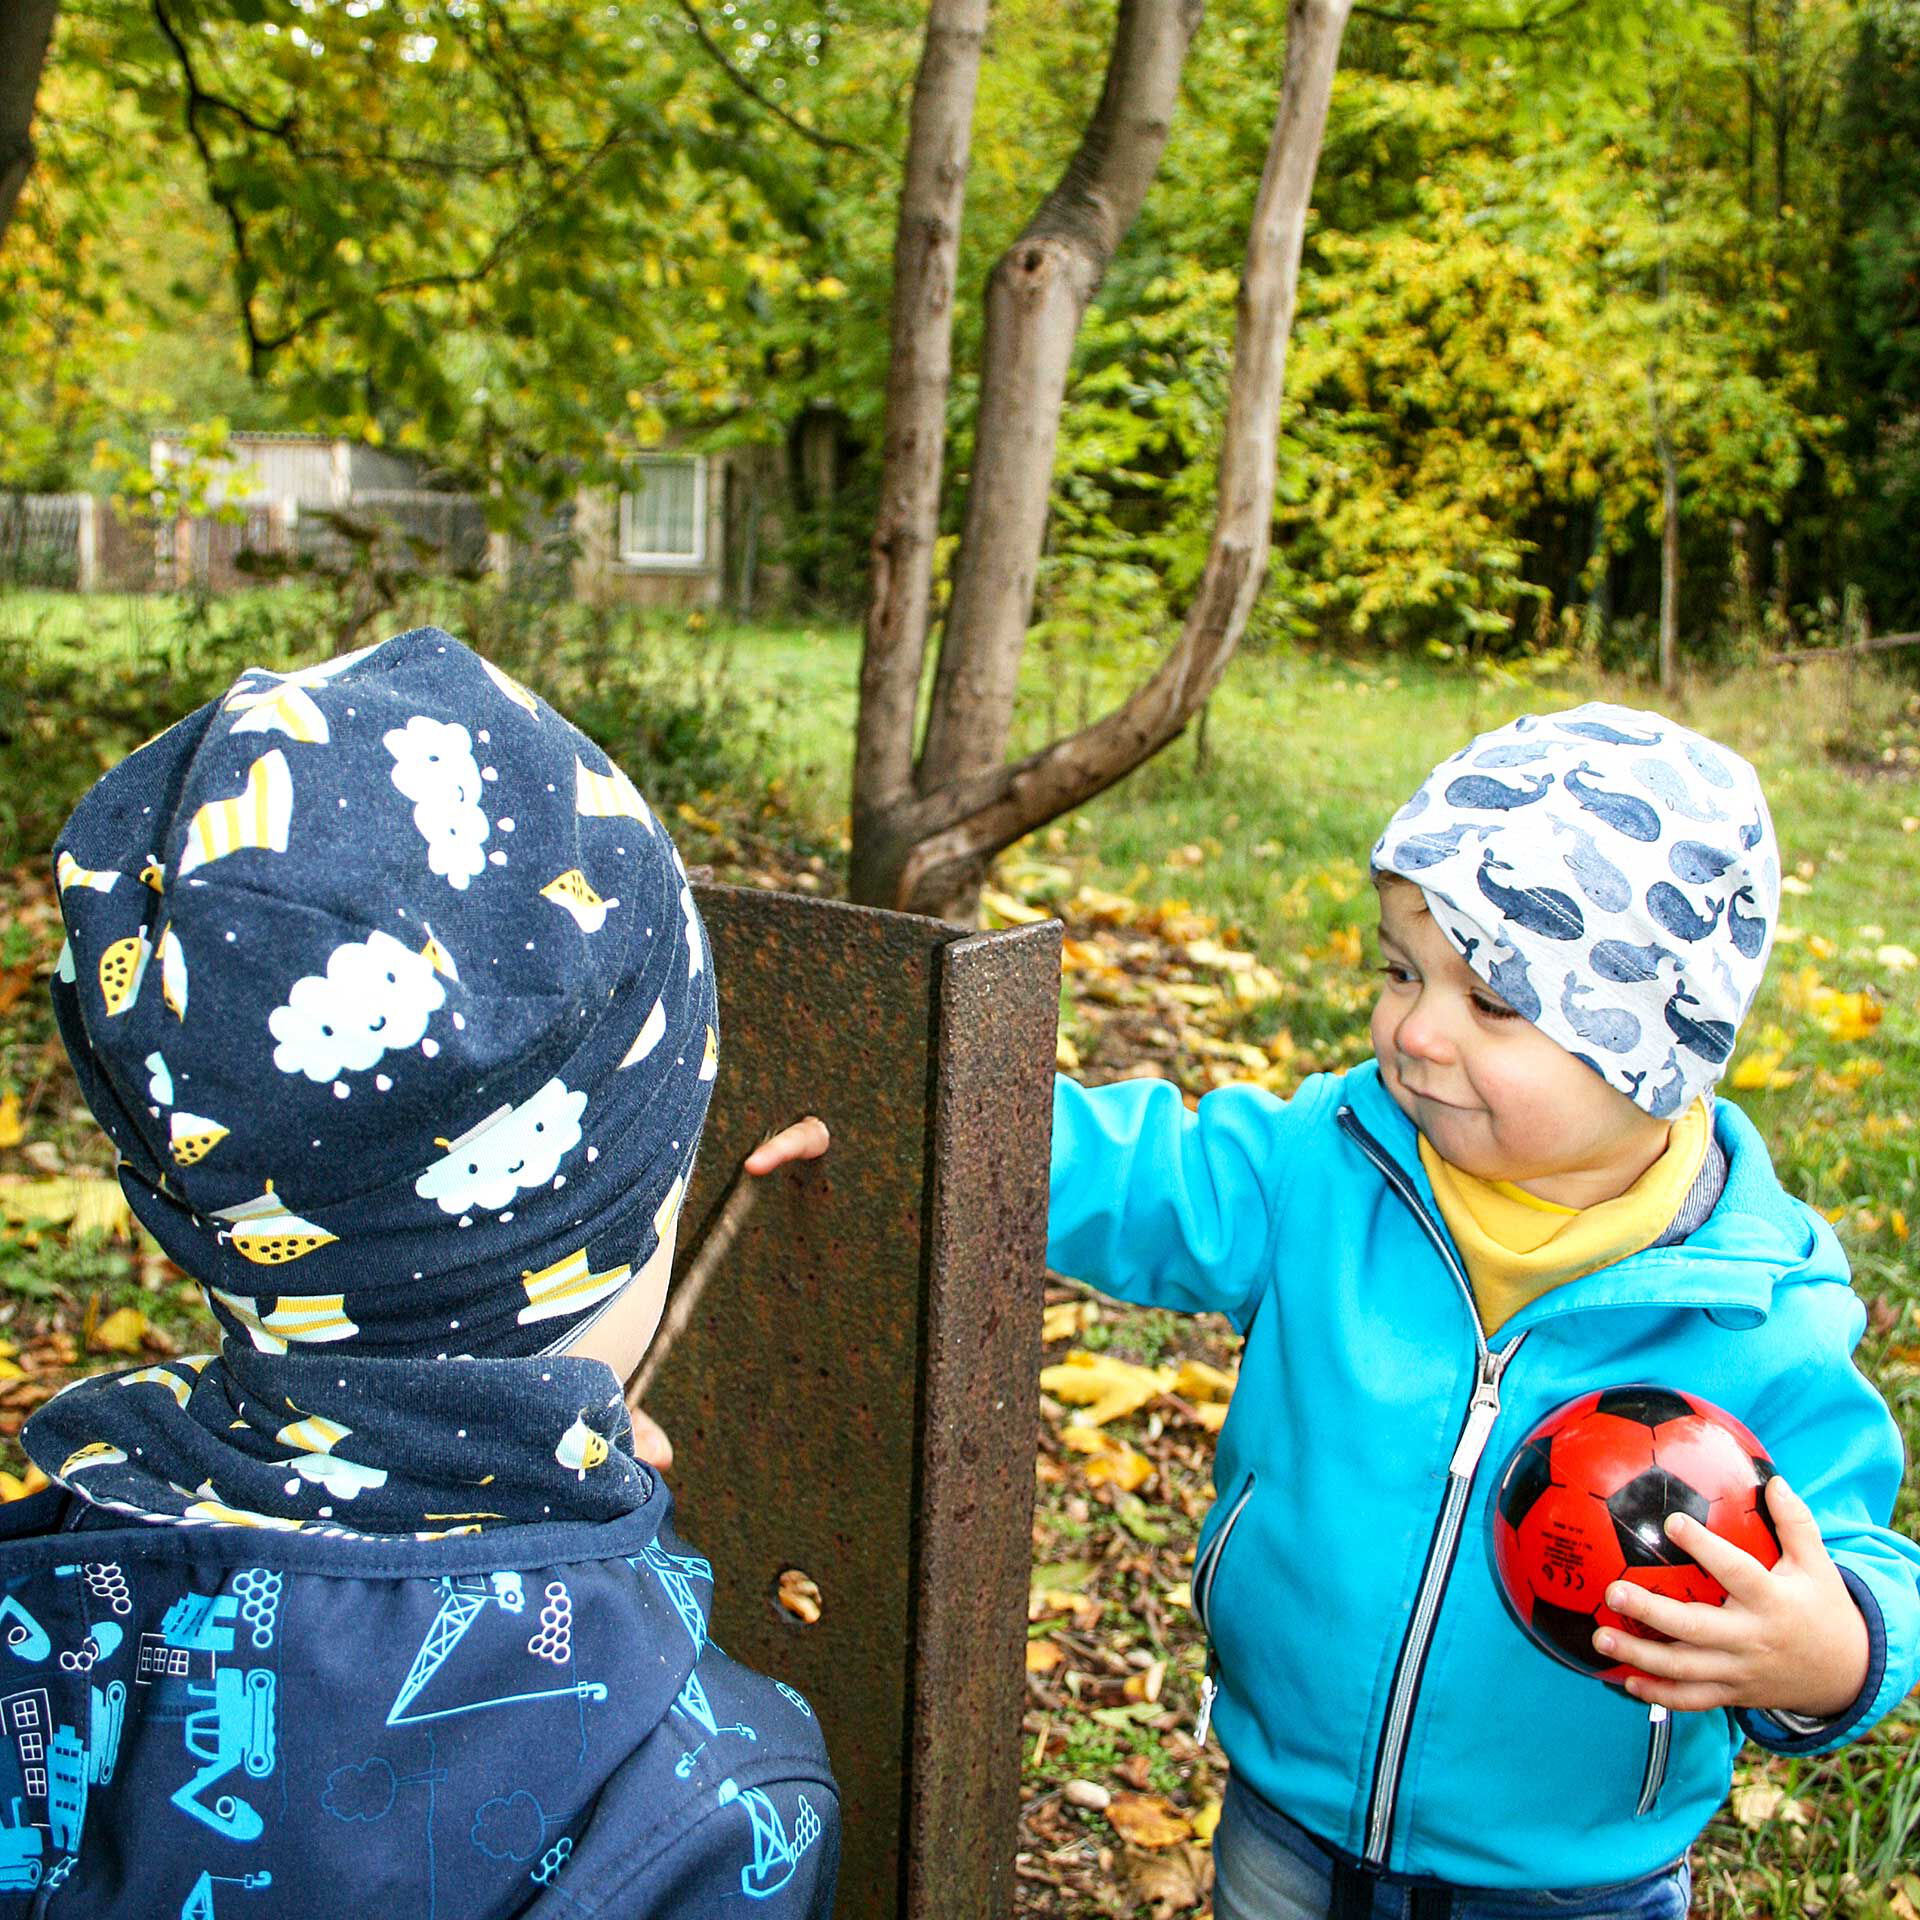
[47, 628, 718, 1363]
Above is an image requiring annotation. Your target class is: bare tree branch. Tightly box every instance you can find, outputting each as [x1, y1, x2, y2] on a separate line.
[874, 0, 1356, 913]
[150, 0, 275, 373]
[676, 0, 872, 157]
[913, 0, 1206, 801]
[1352, 0, 1589, 34]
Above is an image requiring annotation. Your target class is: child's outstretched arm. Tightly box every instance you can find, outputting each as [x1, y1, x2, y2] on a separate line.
[1592, 1280, 1920, 1751]
[1049, 1072, 1333, 1327]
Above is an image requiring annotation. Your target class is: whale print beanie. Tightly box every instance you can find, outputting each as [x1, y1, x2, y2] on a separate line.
[44, 628, 716, 1360]
[1371, 703, 1779, 1120]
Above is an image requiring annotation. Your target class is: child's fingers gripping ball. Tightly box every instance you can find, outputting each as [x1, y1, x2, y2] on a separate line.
[1491, 1384, 1779, 1688]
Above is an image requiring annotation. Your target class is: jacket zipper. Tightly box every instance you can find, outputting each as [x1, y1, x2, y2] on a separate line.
[1336, 1105, 1527, 1870]
[1635, 1705, 1671, 1818]
[1191, 1472, 1255, 1745]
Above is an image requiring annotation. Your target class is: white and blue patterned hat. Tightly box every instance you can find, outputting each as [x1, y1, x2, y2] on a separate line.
[1371, 703, 1779, 1119]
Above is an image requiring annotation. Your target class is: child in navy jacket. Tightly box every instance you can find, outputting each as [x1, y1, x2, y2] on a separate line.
[1049, 705, 1919, 1917]
[0, 631, 839, 1917]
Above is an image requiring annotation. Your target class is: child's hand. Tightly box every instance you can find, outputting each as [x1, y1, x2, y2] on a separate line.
[744, 1115, 830, 1177]
[1592, 1478, 1870, 1719]
[627, 1116, 832, 1471]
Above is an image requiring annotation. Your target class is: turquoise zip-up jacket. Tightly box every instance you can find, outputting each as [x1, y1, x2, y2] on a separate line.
[1048, 1059, 1920, 1890]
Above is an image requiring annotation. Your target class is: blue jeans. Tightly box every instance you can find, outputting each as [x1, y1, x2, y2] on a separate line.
[1213, 1777, 1692, 1920]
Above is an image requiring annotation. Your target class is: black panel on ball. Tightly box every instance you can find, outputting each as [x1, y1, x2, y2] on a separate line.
[1594, 1384, 1696, 1428]
[1527, 1595, 1615, 1676]
[1498, 1437, 1557, 1532]
[1607, 1466, 1711, 1567]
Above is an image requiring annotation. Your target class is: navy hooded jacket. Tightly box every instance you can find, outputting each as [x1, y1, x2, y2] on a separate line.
[0, 1475, 838, 1917]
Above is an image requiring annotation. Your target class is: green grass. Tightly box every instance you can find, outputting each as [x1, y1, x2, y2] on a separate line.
[3, 586, 1917, 1912]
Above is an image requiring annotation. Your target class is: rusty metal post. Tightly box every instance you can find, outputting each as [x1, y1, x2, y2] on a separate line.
[647, 886, 1061, 1918]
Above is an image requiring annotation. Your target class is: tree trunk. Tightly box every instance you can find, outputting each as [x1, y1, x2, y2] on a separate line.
[915, 0, 1206, 796]
[0, 0, 60, 248]
[1657, 432, 1680, 693]
[850, 0, 990, 906]
[854, 0, 1354, 917]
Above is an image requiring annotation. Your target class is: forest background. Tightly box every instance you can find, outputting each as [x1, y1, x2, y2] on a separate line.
[4, 0, 1919, 665]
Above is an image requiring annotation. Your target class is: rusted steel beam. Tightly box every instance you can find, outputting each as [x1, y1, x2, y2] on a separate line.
[648, 886, 1061, 1918]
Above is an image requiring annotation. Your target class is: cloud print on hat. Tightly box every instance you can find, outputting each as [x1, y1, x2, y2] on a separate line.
[385, 714, 489, 888]
[269, 930, 447, 1081]
[415, 1077, 588, 1214]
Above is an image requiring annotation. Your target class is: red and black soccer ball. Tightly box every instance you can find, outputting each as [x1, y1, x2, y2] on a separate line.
[1491, 1384, 1780, 1689]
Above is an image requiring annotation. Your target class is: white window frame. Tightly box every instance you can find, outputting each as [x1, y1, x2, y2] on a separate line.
[617, 455, 708, 570]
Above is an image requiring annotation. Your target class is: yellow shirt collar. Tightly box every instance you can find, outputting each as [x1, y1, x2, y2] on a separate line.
[1418, 1099, 1714, 1334]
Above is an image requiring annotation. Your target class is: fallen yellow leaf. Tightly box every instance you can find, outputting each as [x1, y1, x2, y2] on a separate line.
[1042, 1300, 1094, 1345]
[1071, 886, 1143, 924]
[0, 1174, 132, 1240]
[0, 1094, 22, 1150]
[1192, 1797, 1222, 1847]
[1327, 925, 1365, 969]
[1184, 939, 1255, 975]
[1106, 1793, 1193, 1849]
[1730, 1048, 1799, 1092]
[1173, 1359, 1237, 1404]
[1083, 1440, 1154, 1493]
[981, 886, 1049, 928]
[0, 1467, 48, 1504]
[89, 1306, 148, 1355]
[1025, 1638, 1064, 1674]
[1041, 1350, 1174, 1426]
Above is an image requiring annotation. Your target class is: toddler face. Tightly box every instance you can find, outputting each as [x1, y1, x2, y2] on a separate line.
[1368, 879, 1672, 1207]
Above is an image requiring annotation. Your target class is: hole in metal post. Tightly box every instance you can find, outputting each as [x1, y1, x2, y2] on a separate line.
[774, 1567, 822, 1626]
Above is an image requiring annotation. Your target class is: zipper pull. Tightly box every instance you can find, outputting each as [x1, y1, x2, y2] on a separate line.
[1194, 1672, 1217, 1747]
[1448, 1375, 1503, 1478]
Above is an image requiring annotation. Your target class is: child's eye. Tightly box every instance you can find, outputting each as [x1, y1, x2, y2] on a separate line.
[1472, 993, 1520, 1021]
[1377, 963, 1415, 986]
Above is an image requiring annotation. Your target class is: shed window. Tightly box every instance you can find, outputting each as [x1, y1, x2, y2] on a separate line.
[618, 457, 706, 567]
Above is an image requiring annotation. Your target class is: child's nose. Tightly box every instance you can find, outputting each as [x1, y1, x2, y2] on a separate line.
[1393, 995, 1456, 1064]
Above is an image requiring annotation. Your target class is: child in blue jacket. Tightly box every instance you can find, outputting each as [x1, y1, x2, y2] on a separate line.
[1048, 704, 1920, 1918]
[0, 631, 839, 1916]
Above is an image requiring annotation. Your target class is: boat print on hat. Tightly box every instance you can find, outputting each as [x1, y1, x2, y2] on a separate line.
[55, 851, 120, 896]
[209, 1183, 338, 1266]
[158, 924, 188, 1019]
[207, 1288, 358, 1351]
[541, 870, 618, 934]
[518, 1247, 634, 1327]
[224, 676, 331, 745]
[176, 750, 293, 879]
[168, 1112, 228, 1168]
[574, 755, 654, 828]
[98, 931, 151, 1018]
[555, 1416, 610, 1480]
